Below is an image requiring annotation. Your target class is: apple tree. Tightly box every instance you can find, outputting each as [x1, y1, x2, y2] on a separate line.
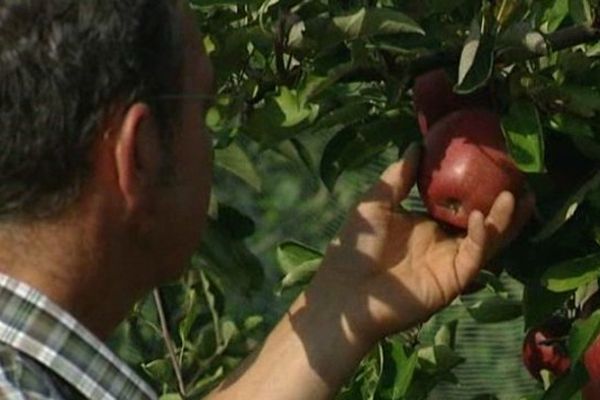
[108, 0, 600, 399]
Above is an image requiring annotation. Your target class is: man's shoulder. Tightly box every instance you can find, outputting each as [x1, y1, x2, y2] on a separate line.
[0, 342, 84, 399]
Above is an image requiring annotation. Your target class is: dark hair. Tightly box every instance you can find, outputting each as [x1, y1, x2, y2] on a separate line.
[0, 0, 184, 220]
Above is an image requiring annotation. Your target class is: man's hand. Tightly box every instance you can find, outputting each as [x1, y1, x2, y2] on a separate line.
[208, 143, 534, 400]
[311, 143, 535, 346]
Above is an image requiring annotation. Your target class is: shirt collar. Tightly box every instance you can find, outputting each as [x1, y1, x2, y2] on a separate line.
[0, 273, 157, 400]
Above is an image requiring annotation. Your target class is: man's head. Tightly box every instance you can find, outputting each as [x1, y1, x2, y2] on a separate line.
[0, 0, 214, 299]
[0, 0, 185, 220]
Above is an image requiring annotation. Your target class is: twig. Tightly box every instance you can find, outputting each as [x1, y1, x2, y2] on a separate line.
[153, 289, 187, 398]
[407, 25, 600, 77]
[337, 25, 600, 83]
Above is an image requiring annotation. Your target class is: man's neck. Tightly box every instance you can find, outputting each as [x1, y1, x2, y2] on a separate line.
[0, 214, 143, 340]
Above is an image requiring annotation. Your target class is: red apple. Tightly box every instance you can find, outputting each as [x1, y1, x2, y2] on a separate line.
[417, 108, 525, 229]
[522, 317, 572, 381]
[413, 69, 491, 135]
[585, 336, 600, 382]
[583, 379, 600, 400]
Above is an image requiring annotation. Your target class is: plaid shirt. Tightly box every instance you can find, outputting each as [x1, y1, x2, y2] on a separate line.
[0, 273, 157, 400]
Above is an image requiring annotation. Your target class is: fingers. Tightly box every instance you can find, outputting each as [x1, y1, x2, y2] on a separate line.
[502, 189, 536, 245]
[483, 190, 536, 259]
[360, 143, 421, 209]
[453, 190, 532, 290]
[485, 191, 516, 240]
[453, 210, 487, 288]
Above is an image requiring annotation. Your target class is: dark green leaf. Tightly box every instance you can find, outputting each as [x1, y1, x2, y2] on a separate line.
[320, 112, 416, 190]
[569, 0, 594, 25]
[534, 171, 600, 242]
[550, 114, 595, 137]
[289, 8, 423, 52]
[456, 18, 495, 94]
[378, 341, 419, 399]
[142, 359, 174, 384]
[467, 296, 523, 323]
[569, 310, 600, 361]
[542, 362, 589, 400]
[418, 344, 465, 372]
[542, 252, 600, 292]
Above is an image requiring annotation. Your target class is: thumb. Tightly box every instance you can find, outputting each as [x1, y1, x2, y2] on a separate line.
[361, 143, 421, 209]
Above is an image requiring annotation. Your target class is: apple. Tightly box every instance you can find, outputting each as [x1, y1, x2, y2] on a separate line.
[522, 317, 572, 381]
[417, 108, 525, 229]
[585, 336, 600, 382]
[413, 68, 491, 135]
[583, 378, 600, 400]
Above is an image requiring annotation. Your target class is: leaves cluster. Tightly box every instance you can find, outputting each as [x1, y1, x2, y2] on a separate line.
[108, 0, 600, 398]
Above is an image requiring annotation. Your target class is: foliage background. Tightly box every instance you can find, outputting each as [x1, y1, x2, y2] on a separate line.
[108, 0, 600, 399]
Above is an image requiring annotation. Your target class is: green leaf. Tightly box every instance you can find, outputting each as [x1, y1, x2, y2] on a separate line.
[179, 288, 201, 345]
[274, 87, 319, 128]
[186, 366, 225, 398]
[195, 216, 265, 297]
[320, 112, 417, 190]
[289, 8, 424, 52]
[541, 362, 589, 400]
[563, 86, 600, 118]
[466, 296, 523, 323]
[569, 310, 600, 361]
[279, 259, 321, 291]
[217, 205, 256, 240]
[502, 99, 545, 173]
[142, 359, 174, 383]
[418, 344, 465, 372]
[378, 342, 419, 400]
[541, 0, 570, 33]
[434, 320, 458, 349]
[243, 88, 319, 145]
[309, 101, 372, 133]
[214, 143, 262, 192]
[276, 241, 323, 274]
[289, 138, 317, 175]
[456, 18, 495, 94]
[542, 252, 600, 292]
[333, 8, 425, 39]
[569, 0, 594, 25]
[159, 394, 183, 400]
[534, 171, 600, 241]
[472, 270, 508, 296]
[550, 114, 595, 137]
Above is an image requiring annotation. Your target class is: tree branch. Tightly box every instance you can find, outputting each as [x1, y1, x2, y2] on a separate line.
[339, 25, 600, 83]
[407, 25, 600, 77]
[153, 289, 187, 398]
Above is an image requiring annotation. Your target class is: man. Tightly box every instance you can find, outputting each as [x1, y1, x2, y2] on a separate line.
[0, 0, 533, 399]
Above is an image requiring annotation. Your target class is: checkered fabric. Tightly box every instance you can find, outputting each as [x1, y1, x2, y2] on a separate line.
[0, 273, 157, 400]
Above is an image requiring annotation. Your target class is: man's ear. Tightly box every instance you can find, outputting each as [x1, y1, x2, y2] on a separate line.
[114, 103, 163, 212]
